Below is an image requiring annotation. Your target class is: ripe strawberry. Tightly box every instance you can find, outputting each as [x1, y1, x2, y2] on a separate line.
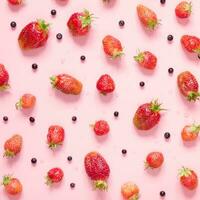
[4, 134, 23, 158]
[177, 71, 200, 101]
[134, 51, 157, 70]
[18, 20, 49, 50]
[96, 74, 115, 94]
[2, 175, 22, 195]
[137, 4, 159, 30]
[121, 182, 140, 200]
[15, 94, 36, 110]
[133, 100, 163, 130]
[47, 125, 65, 149]
[179, 167, 198, 190]
[46, 168, 64, 185]
[102, 35, 124, 58]
[92, 120, 110, 136]
[0, 64, 9, 90]
[175, 1, 192, 18]
[7, 0, 22, 5]
[145, 152, 164, 169]
[67, 10, 93, 36]
[84, 151, 110, 190]
[181, 124, 200, 142]
[181, 35, 200, 54]
[50, 74, 82, 95]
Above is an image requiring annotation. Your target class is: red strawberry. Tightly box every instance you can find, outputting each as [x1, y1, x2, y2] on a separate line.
[4, 134, 23, 158]
[181, 35, 200, 54]
[102, 35, 124, 58]
[15, 94, 36, 110]
[67, 10, 93, 36]
[92, 120, 110, 136]
[0, 64, 9, 90]
[133, 100, 163, 130]
[177, 71, 200, 101]
[84, 151, 110, 190]
[7, 0, 22, 5]
[47, 125, 65, 149]
[145, 152, 164, 169]
[179, 167, 198, 190]
[181, 124, 200, 142]
[96, 74, 115, 94]
[2, 175, 22, 195]
[175, 1, 192, 18]
[46, 167, 64, 185]
[121, 182, 140, 200]
[137, 4, 159, 30]
[134, 51, 157, 70]
[18, 20, 49, 50]
[50, 74, 82, 95]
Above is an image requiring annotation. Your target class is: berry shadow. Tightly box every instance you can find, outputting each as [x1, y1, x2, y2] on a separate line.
[97, 92, 114, 103]
[181, 186, 197, 197]
[2, 190, 22, 200]
[176, 17, 190, 26]
[54, 0, 68, 6]
[145, 167, 162, 176]
[7, 3, 24, 12]
[102, 0, 117, 8]
[105, 56, 124, 69]
[20, 46, 47, 57]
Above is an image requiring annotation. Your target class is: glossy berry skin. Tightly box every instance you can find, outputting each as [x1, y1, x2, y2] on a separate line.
[145, 152, 164, 169]
[47, 125, 65, 149]
[133, 100, 163, 130]
[181, 35, 200, 54]
[67, 10, 93, 36]
[177, 71, 200, 101]
[2, 176, 22, 195]
[137, 4, 158, 30]
[7, 0, 22, 5]
[179, 167, 198, 190]
[84, 151, 110, 190]
[134, 51, 157, 70]
[46, 168, 64, 185]
[18, 20, 49, 50]
[175, 1, 192, 18]
[181, 124, 200, 142]
[93, 120, 110, 136]
[96, 74, 115, 94]
[160, 191, 166, 197]
[0, 64, 9, 90]
[15, 94, 36, 110]
[50, 74, 82, 95]
[121, 182, 139, 200]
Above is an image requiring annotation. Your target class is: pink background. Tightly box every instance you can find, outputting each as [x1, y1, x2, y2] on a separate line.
[1, 0, 200, 199]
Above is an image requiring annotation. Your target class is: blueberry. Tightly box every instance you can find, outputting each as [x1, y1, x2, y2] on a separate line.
[122, 149, 127, 155]
[80, 55, 86, 61]
[167, 35, 173, 41]
[10, 21, 16, 28]
[56, 33, 63, 40]
[160, 0, 166, 4]
[114, 111, 119, 117]
[31, 158, 37, 164]
[168, 68, 174, 74]
[164, 132, 170, 139]
[160, 191, 166, 197]
[72, 116, 77, 122]
[3, 116, 8, 122]
[32, 63, 38, 70]
[119, 20, 125, 27]
[70, 183, 75, 188]
[67, 156, 72, 161]
[139, 81, 145, 87]
[51, 9, 57, 16]
[29, 117, 35, 123]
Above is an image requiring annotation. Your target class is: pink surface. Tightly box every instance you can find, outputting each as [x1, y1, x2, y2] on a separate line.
[1, 0, 200, 199]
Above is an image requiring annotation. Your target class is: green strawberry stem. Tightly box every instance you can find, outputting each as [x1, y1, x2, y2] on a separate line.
[50, 76, 58, 88]
[190, 124, 200, 134]
[134, 52, 144, 63]
[129, 194, 139, 200]
[186, 2, 192, 14]
[187, 91, 200, 101]
[45, 176, 53, 186]
[94, 180, 108, 191]
[144, 161, 150, 169]
[2, 175, 12, 186]
[112, 49, 124, 59]
[0, 84, 10, 91]
[178, 167, 192, 177]
[48, 142, 62, 149]
[37, 19, 50, 33]
[15, 98, 23, 110]
[80, 10, 94, 28]
[150, 100, 164, 112]
[3, 150, 15, 158]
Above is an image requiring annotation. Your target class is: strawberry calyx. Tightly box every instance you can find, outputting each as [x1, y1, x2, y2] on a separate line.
[80, 10, 94, 28]
[112, 49, 124, 59]
[178, 167, 192, 177]
[3, 150, 15, 158]
[15, 98, 23, 110]
[94, 180, 108, 191]
[184, 2, 192, 14]
[45, 176, 53, 186]
[37, 19, 50, 33]
[147, 19, 158, 30]
[187, 91, 200, 101]
[48, 142, 62, 149]
[50, 76, 58, 88]
[2, 175, 12, 186]
[0, 84, 10, 91]
[150, 100, 163, 112]
[129, 194, 139, 200]
[134, 52, 144, 63]
[189, 124, 200, 134]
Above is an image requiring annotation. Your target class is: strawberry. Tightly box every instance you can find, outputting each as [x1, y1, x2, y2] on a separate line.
[2, 175, 22, 195]
[84, 151, 110, 190]
[181, 35, 200, 54]
[121, 182, 140, 200]
[18, 19, 49, 50]
[46, 167, 64, 185]
[4, 134, 23, 158]
[177, 71, 200, 101]
[92, 120, 110, 136]
[50, 74, 82, 95]
[96, 74, 115, 94]
[137, 4, 159, 30]
[102, 35, 123, 58]
[15, 94, 36, 110]
[145, 152, 164, 169]
[67, 10, 93, 36]
[133, 100, 163, 130]
[181, 124, 200, 142]
[134, 51, 157, 70]
[175, 1, 192, 18]
[47, 125, 65, 149]
[0, 64, 9, 90]
[179, 167, 198, 190]
[7, 0, 22, 5]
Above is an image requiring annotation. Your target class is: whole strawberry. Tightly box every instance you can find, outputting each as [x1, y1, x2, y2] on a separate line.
[7, 0, 22, 5]
[47, 125, 65, 149]
[84, 151, 110, 190]
[179, 167, 198, 190]
[121, 182, 140, 200]
[134, 51, 157, 70]
[102, 35, 124, 59]
[46, 167, 64, 185]
[181, 124, 200, 142]
[0, 64, 9, 90]
[137, 4, 159, 30]
[2, 175, 22, 195]
[92, 120, 110, 136]
[18, 19, 49, 50]
[133, 100, 163, 130]
[177, 71, 200, 101]
[145, 152, 164, 169]
[15, 94, 36, 110]
[67, 10, 93, 36]
[4, 134, 23, 158]
[96, 74, 115, 94]
[181, 35, 200, 54]
[50, 74, 82, 95]
[175, 1, 192, 18]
